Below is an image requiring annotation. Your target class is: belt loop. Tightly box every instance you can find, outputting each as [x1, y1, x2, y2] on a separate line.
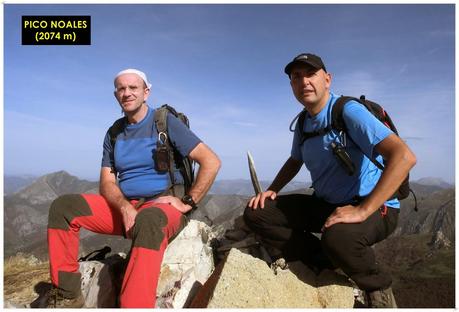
[134, 198, 146, 209]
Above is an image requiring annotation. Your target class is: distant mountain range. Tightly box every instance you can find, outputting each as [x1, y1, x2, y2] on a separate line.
[4, 170, 455, 259]
[5, 173, 453, 197]
[414, 177, 454, 189]
[4, 171, 100, 258]
[209, 179, 312, 196]
[4, 175, 38, 195]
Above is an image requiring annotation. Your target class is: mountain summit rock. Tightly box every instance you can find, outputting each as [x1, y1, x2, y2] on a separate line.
[190, 248, 354, 308]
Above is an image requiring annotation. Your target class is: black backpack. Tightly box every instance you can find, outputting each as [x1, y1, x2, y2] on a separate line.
[291, 95, 416, 209]
[108, 104, 195, 198]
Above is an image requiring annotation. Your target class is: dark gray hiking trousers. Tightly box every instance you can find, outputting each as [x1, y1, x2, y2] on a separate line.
[243, 193, 399, 291]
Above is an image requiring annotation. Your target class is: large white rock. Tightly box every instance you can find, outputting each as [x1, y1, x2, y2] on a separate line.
[156, 219, 215, 308]
[78, 220, 214, 308]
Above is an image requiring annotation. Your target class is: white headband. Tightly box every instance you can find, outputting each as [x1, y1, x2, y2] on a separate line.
[115, 68, 152, 89]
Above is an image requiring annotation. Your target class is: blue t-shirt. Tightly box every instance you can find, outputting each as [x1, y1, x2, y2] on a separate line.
[291, 92, 399, 208]
[101, 106, 201, 199]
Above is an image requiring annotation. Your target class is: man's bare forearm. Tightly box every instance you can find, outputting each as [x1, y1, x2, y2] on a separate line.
[360, 136, 416, 216]
[99, 171, 132, 212]
[188, 155, 221, 204]
[268, 157, 303, 193]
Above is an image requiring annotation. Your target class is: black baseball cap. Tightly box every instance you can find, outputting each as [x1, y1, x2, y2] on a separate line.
[284, 53, 327, 76]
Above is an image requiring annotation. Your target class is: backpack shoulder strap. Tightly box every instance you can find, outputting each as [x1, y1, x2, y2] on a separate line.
[107, 116, 127, 175]
[291, 109, 332, 144]
[108, 117, 127, 145]
[331, 95, 385, 171]
[298, 110, 307, 132]
[153, 104, 183, 195]
[360, 96, 400, 136]
[289, 109, 306, 132]
[154, 105, 170, 136]
[331, 95, 361, 132]
[154, 104, 186, 137]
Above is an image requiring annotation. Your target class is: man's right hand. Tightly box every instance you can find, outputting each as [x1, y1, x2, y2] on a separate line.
[248, 190, 277, 210]
[120, 204, 138, 238]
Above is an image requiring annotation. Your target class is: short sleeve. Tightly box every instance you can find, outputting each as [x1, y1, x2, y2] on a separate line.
[167, 113, 202, 156]
[342, 101, 394, 159]
[101, 130, 115, 168]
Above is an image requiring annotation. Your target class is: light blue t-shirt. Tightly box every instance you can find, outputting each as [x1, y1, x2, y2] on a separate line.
[101, 105, 201, 199]
[291, 92, 399, 208]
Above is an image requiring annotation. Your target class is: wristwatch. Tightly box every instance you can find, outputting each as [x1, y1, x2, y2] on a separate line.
[181, 194, 198, 211]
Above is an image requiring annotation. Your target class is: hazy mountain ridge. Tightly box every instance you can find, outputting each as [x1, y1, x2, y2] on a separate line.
[4, 171, 454, 260]
[209, 178, 453, 196]
[209, 179, 311, 196]
[4, 175, 38, 195]
[4, 173, 453, 197]
[4, 171, 99, 258]
[415, 177, 453, 189]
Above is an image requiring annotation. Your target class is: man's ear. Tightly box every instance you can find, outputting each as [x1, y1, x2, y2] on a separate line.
[325, 72, 332, 89]
[144, 87, 151, 100]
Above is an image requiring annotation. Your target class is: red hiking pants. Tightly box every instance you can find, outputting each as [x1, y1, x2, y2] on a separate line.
[47, 193, 186, 307]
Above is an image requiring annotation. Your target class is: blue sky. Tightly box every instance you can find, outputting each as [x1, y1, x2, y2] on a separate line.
[4, 4, 455, 183]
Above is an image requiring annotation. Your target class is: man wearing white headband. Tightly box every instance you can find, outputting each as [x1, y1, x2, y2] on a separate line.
[46, 69, 221, 308]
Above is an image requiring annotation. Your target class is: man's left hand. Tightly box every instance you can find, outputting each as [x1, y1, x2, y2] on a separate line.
[153, 195, 192, 214]
[322, 204, 368, 231]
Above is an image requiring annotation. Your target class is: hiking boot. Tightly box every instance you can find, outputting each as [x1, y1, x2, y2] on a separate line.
[366, 286, 397, 308]
[300, 250, 337, 275]
[46, 287, 85, 308]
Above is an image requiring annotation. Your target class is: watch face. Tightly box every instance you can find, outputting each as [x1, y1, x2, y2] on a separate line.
[182, 195, 197, 211]
[182, 195, 193, 205]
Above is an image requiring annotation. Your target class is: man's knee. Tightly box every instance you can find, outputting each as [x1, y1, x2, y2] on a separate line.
[243, 206, 255, 226]
[48, 194, 92, 230]
[243, 205, 266, 231]
[132, 207, 168, 250]
[243, 201, 280, 232]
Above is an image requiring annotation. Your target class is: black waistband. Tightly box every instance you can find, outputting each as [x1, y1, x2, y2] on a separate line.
[128, 193, 162, 202]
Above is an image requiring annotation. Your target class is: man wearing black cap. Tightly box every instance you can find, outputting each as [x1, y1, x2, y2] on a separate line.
[244, 53, 416, 308]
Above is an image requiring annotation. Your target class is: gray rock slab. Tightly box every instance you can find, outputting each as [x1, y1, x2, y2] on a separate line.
[191, 248, 354, 308]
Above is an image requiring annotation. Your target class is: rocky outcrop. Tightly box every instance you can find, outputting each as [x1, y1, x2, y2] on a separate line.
[5, 217, 358, 309]
[4, 220, 214, 308]
[155, 219, 214, 308]
[190, 248, 354, 308]
[79, 255, 125, 307]
[78, 220, 214, 308]
[395, 188, 454, 241]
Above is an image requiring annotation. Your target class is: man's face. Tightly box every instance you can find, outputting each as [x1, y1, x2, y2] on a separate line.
[289, 64, 331, 107]
[114, 73, 150, 113]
